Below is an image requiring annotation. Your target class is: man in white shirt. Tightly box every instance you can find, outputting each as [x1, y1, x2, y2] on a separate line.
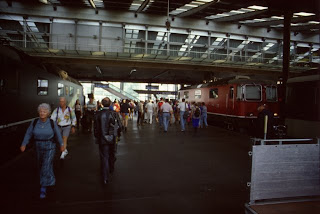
[145, 100, 154, 124]
[51, 97, 76, 159]
[160, 99, 173, 132]
[178, 98, 188, 131]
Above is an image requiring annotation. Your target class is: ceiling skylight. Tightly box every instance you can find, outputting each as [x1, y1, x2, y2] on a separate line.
[83, 0, 104, 8]
[206, 5, 267, 20]
[129, 0, 145, 11]
[170, 0, 214, 16]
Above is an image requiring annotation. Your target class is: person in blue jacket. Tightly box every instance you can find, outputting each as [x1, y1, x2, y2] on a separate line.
[20, 103, 64, 199]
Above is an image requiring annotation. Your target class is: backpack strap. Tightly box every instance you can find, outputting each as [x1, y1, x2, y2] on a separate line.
[49, 119, 55, 130]
[56, 107, 59, 122]
[33, 118, 39, 128]
[67, 106, 73, 121]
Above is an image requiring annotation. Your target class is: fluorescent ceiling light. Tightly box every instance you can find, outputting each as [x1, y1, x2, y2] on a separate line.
[248, 5, 268, 10]
[185, 4, 198, 7]
[271, 16, 283, 19]
[253, 18, 267, 22]
[170, 0, 215, 16]
[294, 12, 315, 16]
[308, 21, 320, 24]
[39, 0, 50, 4]
[230, 10, 245, 14]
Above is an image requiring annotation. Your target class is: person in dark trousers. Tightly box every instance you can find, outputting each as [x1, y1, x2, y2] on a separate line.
[256, 104, 274, 138]
[94, 97, 116, 184]
[120, 99, 130, 131]
[75, 99, 82, 130]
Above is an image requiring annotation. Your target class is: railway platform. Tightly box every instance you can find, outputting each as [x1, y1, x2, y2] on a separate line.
[0, 118, 258, 214]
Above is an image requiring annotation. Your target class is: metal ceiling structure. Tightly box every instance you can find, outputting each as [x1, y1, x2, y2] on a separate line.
[0, 0, 319, 84]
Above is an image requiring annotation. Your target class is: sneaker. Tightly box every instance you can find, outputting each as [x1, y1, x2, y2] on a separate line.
[60, 151, 66, 159]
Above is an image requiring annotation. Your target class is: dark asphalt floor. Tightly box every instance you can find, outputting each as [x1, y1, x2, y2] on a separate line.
[0, 117, 252, 214]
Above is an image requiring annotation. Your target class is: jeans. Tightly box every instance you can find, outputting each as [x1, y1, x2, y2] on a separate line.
[99, 143, 116, 181]
[162, 113, 170, 131]
[158, 111, 163, 127]
[200, 114, 208, 128]
[180, 111, 186, 131]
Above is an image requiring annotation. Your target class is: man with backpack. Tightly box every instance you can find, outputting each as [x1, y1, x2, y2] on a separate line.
[51, 97, 76, 159]
[192, 103, 201, 133]
[94, 97, 118, 184]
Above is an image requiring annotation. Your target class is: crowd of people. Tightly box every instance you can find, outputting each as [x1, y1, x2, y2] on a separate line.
[19, 93, 277, 201]
[19, 95, 211, 200]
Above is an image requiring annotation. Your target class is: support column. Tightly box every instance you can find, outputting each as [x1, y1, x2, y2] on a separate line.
[277, 40, 282, 65]
[293, 42, 297, 66]
[226, 35, 230, 61]
[99, 21, 102, 51]
[187, 30, 191, 56]
[23, 17, 27, 48]
[49, 18, 53, 49]
[245, 40, 248, 62]
[74, 20, 78, 50]
[148, 83, 151, 100]
[167, 30, 170, 56]
[120, 82, 124, 91]
[207, 32, 211, 59]
[91, 82, 95, 94]
[309, 44, 313, 64]
[122, 24, 126, 53]
[280, 11, 292, 121]
[145, 26, 148, 54]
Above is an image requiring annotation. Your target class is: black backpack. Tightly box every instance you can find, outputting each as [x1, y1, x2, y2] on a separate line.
[194, 107, 201, 117]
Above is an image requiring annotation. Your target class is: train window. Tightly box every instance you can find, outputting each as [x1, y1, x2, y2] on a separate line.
[209, 88, 218, 99]
[178, 92, 180, 100]
[195, 90, 201, 99]
[237, 85, 244, 100]
[58, 83, 64, 96]
[70, 86, 74, 96]
[184, 91, 189, 99]
[229, 86, 234, 99]
[266, 86, 277, 102]
[77, 88, 80, 95]
[245, 85, 261, 101]
[65, 86, 69, 95]
[37, 79, 48, 95]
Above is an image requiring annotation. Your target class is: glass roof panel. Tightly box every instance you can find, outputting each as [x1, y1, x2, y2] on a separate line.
[170, 0, 215, 16]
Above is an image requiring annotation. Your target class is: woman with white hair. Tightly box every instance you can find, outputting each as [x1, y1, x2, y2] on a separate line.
[20, 103, 64, 199]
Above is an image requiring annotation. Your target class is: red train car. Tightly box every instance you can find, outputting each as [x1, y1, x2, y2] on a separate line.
[178, 76, 279, 130]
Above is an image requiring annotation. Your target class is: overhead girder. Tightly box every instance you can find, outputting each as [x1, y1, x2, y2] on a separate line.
[243, 15, 317, 27]
[0, 1, 318, 44]
[175, 0, 219, 18]
[212, 9, 268, 22]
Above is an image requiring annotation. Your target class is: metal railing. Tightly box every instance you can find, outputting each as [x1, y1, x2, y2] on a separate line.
[3, 38, 318, 67]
